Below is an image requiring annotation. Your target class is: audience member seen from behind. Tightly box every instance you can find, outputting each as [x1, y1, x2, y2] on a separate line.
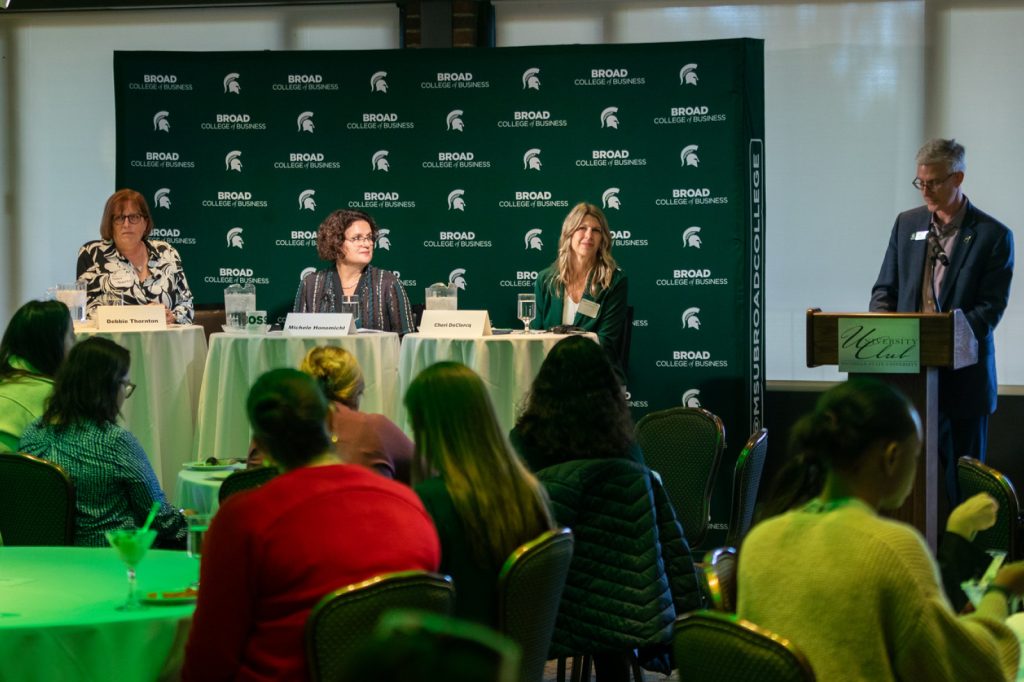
[739, 378, 1024, 681]
[184, 369, 440, 682]
[0, 300, 74, 452]
[299, 345, 413, 483]
[533, 203, 628, 378]
[293, 209, 415, 334]
[18, 337, 185, 547]
[511, 335, 642, 472]
[77, 188, 194, 325]
[407, 362, 554, 627]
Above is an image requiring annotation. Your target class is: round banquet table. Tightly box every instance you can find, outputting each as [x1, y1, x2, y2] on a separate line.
[398, 332, 597, 433]
[0, 546, 196, 681]
[174, 464, 246, 514]
[75, 325, 208, 490]
[192, 331, 401, 461]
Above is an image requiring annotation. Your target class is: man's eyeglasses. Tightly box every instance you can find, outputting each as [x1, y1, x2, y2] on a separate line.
[112, 213, 145, 225]
[122, 381, 136, 398]
[345, 235, 375, 244]
[911, 173, 955, 192]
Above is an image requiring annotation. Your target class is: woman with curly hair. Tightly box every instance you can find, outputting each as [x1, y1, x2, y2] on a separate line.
[511, 335, 641, 472]
[293, 209, 415, 334]
[533, 202, 628, 377]
[407, 362, 554, 626]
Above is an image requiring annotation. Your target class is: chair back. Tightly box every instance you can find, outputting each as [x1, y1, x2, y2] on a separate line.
[701, 546, 738, 613]
[193, 304, 226, 342]
[218, 465, 278, 504]
[726, 428, 768, 547]
[0, 452, 75, 545]
[497, 527, 574, 682]
[958, 456, 1021, 560]
[674, 611, 816, 681]
[619, 304, 634, 374]
[634, 407, 725, 548]
[306, 570, 455, 682]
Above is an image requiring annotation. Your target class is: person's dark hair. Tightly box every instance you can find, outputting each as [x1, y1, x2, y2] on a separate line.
[514, 335, 634, 466]
[316, 209, 380, 261]
[0, 300, 72, 381]
[247, 368, 331, 470]
[43, 336, 129, 430]
[760, 378, 918, 518]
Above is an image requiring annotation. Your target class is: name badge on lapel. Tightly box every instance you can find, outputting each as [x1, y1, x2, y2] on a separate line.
[911, 230, 929, 241]
[577, 299, 601, 319]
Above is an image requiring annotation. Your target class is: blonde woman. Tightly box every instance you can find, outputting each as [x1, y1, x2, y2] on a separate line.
[407, 362, 554, 626]
[300, 346, 413, 483]
[533, 202, 628, 377]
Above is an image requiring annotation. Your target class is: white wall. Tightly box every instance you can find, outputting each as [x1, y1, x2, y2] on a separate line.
[0, 3, 398, 318]
[4, 1, 1023, 386]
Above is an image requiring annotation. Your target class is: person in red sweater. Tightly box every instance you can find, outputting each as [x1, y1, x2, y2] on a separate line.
[183, 368, 440, 682]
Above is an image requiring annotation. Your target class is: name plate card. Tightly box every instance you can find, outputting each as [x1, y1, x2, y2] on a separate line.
[838, 317, 920, 374]
[96, 305, 167, 332]
[418, 310, 492, 338]
[284, 312, 354, 337]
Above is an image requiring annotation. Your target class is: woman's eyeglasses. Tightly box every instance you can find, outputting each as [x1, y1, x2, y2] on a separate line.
[112, 213, 145, 225]
[122, 381, 136, 398]
[345, 235, 375, 244]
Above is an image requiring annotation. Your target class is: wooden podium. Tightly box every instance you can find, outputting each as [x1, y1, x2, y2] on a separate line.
[806, 309, 978, 548]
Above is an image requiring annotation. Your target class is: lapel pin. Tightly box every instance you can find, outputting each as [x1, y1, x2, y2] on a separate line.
[964, 235, 973, 243]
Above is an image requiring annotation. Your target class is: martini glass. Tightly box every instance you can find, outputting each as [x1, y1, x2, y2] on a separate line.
[105, 528, 158, 611]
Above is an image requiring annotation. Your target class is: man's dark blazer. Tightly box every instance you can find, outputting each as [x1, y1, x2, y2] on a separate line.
[870, 200, 1014, 417]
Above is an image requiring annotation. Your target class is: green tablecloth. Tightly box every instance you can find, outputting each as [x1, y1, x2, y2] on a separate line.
[192, 330, 401, 461]
[0, 546, 196, 681]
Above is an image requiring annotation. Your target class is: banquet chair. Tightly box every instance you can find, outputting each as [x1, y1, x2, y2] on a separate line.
[193, 303, 226, 342]
[700, 546, 738, 613]
[957, 457, 1022, 560]
[0, 452, 75, 545]
[305, 571, 455, 682]
[634, 407, 726, 548]
[725, 428, 768, 547]
[218, 465, 278, 504]
[619, 304, 634, 374]
[674, 611, 816, 681]
[497, 527, 574, 682]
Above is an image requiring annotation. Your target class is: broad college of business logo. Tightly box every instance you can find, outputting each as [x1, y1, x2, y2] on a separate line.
[446, 110, 465, 132]
[600, 107, 619, 129]
[681, 307, 701, 330]
[370, 71, 388, 93]
[679, 63, 699, 86]
[522, 67, 541, 90]
[154, 188, 172, 209]
[297, 111, 315, 133]
[681, 389, 702, 407]
[447, 189, 466, 211]
[524, 229, 543, 251]
[683, 226, 703, 248]
[372, 150, 390, 172]
[602, 188, 621, 210]
[153, 111, 171, 132]
[226, 227, 244, 249]
[223, 73, 241, 94]
[523, 148, 542, 171]
[449, 268, 468, 290]
[680, 145, 700, 167]
[376, 229, 392, 251]
[298, 190, 316, 211]
[225, 150, 243, 172]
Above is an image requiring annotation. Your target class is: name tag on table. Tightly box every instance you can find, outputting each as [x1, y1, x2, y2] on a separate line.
[283, 313, 354, 337]
[577, 299, 601, 319]
[418, 310, 492, 338]
[911, 230, 929, 241]
[95, 305, 167, 331]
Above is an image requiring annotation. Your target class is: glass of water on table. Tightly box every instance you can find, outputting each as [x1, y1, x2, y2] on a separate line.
[186, 513, 212, 588]
[517, 293, 536, 333]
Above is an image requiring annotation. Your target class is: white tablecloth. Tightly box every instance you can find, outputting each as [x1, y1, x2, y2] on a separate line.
[193, 331, 401, 460]
[0, 546, 195, 681]
[398, 332, 594, 433]
[174, 465, 245, 514]
[76, 325, 207, 490]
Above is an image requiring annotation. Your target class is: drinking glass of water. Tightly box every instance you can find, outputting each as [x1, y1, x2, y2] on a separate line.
[517, 293, 536, 334]
[341, 295, 361, 329]
[186, 513, 211, 588]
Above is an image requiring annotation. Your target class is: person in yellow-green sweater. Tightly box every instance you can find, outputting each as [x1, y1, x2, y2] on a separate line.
[0, 300, 74, 452]
[739, 378, 1024, 681]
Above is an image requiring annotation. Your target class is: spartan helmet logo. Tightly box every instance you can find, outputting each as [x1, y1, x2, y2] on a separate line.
[370, 71, 388, 93]
[153, 111, 170, 132]
[226, 227, 244, 249]
[223, 72, 241, 94]
[446, 109, 465, 132]
[679, 63, 699, 86]
[154, 188, 172, 209]
[600, 106, 620, 129]
[376, 229, 392, 251]
[297, 111, 315, 133]
[299, 266, 316, 282]
[682, 226, 703, 248]
[298, 189, 316, 211]
[449, 268, 467, 290]
[447, 189, 466, 211]
[682, 307, 702, 330]
[682, 389, 702, 408]
[225, 150, 243, 172]
[522, 67, 541, 90]
[680, 145, 700, 168]
[371, 150, 390, 172]
[602, 187, 621, 210]
[524, 229, 543, 251]
[523, 148, 542, 171]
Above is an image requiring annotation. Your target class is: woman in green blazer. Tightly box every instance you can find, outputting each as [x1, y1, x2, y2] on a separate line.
[533, 202, 629, 378]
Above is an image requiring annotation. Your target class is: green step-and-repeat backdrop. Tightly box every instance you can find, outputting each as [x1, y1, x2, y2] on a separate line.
[115, 39, 765, 542]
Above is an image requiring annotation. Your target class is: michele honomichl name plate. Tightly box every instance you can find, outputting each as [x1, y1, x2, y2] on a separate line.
[838, 318, 920, 374]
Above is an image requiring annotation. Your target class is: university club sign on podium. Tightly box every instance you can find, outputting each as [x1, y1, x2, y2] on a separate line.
[115, 40, 765, 542]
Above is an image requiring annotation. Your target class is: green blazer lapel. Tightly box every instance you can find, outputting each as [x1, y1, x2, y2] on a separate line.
[575, 270, 598, 326]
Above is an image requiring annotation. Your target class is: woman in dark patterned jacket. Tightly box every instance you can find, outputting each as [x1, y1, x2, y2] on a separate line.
[19, 337, 186, 548]
[77, 188, 194, 325]
[293, 209, 415, 335]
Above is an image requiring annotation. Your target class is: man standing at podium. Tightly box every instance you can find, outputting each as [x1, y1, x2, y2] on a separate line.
[870, 138, 1014, 504]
